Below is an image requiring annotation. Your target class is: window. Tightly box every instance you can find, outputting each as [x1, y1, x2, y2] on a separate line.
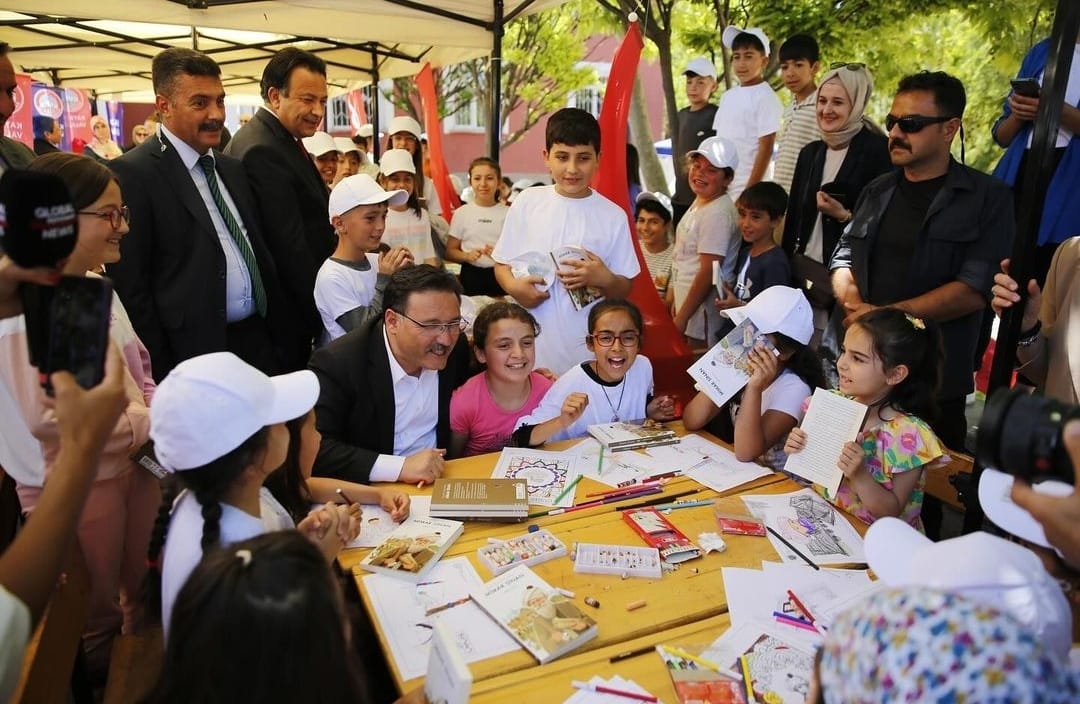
[446, 96, 486, 132]
[327, 95, 351, 131]
[568, 86, 603, 116]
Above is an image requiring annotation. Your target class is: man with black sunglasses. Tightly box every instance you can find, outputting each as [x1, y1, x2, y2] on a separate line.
[830, 71, 1014, 461]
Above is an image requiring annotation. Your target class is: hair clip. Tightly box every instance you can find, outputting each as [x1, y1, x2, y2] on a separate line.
[904, 314, 925, 330]
[236, 549, 253, 568]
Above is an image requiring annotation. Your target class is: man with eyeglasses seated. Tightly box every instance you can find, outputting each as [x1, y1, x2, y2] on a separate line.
[308, 265, 471, 485]
[830, 71, 1014, 458]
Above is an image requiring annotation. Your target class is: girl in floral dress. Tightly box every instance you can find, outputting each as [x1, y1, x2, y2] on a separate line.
[785, 308, 947, 530]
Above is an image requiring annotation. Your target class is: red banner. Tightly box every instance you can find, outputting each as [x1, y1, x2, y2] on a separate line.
[62, 88, 92, 150]
[346, 89, 368, 134]
[3, 73, 33, 147]
[415, 63, 461, 221]
[592, 21, 694, 405]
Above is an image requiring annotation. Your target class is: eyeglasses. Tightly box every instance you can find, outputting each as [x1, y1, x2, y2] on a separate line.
[829, 62, 867, 71]
[393, 309, 466, 336]
[589, 331, 641, 347]
[885, 114, 954, 134]
[78, 205, 130, 231]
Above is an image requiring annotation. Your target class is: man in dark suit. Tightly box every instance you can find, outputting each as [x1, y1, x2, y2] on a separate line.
[107, 48, 290, 381]
[33, 116, 62, 156]
[309, 266, 471, 485]
[225, 47, 334, 369]
[0, 44, 35, 171]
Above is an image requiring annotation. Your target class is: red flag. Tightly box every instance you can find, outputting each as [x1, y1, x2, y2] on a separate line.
[415, 64, 462, 221]
[346, 89, 368, 134]
[592, 21, 694, 406]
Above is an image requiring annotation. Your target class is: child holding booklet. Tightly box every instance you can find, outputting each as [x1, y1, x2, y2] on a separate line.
[449, 302, 554, 457]
[784, 308, 947, 529]
[683, 286, 823, 471]
[512, 300, 675, 445]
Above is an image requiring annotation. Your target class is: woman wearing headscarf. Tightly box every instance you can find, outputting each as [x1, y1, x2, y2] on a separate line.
[781, 64, 890, 345]
[84, 114, 123, 162]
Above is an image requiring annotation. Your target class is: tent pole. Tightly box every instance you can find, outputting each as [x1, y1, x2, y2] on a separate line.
[371, 48, 381, 161]
[489, 0, 504, 158]
[191, 27, 197, 50]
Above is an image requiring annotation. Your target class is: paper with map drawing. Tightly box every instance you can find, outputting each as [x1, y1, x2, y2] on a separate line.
[702, 623, 815, 704]
[363, 556, 518, 682]
[346, 497, 431, 549]
[492, 448, 581, 506]
[647, 435, 772, 494]
[741, 489, 865, 565]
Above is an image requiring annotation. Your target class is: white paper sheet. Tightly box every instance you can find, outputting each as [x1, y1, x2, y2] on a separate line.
[648, 434, 772, 494]
[346, 496, 431, 549]
[741, 489, 866, 565]
[783, 389, 866, 495]
[364, 556, 519, 681]
[562, 675, 657, 704]
[568, 438, 674, 488]
[492, 448, 581, 506]
[702, 623, 814, 704]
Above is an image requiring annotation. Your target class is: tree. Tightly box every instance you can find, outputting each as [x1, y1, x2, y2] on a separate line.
[385, 1, 600, 151]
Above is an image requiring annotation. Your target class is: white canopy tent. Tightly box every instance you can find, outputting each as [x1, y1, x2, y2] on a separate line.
[0, 0, 566, 152]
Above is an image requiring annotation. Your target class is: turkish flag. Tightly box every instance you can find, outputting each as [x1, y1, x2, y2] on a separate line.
[346, 89, 368, 134]
[592, 21, 694, 406]
[415, 64, 462, 221]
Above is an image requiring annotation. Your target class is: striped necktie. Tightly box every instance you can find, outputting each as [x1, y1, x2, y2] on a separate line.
[197, 154, 267, 317]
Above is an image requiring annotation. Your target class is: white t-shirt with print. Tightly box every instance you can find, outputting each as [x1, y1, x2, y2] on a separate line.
[712, 82, 784, 200]
[449, 202, 508, 268]
[315, 254, 381, 343]
[491, 186, 641, 375]
[161, 487, 294, 640]
[672, 194, 740, 340]
[384, 207, 436, 263]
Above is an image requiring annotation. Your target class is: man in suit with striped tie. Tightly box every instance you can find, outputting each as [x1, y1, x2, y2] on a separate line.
[108, 48, 291, 380]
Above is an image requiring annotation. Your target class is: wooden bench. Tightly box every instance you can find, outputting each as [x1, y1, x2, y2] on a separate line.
[924, 452, 974, 512]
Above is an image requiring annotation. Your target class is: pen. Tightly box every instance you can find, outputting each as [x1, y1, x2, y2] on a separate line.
[609, 644, 657, 663]
[619, 488, 700, 511]
[551, 474, 582, 506]
[766, 526, 819, 570]
[335, 487, 357, 504]
[424, 596, 471, 616]
[571, 681, 657, 703]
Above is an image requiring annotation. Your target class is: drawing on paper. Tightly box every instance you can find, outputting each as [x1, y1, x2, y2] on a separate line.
[739, 633, 814, 704]
[741, 489, 865, 565]
[492, 449, 579, 506]
[781, 494, 850, 557]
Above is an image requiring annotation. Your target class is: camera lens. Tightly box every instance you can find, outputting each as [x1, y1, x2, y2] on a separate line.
[977, 388, 1079, 485]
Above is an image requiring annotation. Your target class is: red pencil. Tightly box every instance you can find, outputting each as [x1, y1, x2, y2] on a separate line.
[571, 681, 658, 702]
[584, 482, 658, 499]
[786, 589, 820, 629]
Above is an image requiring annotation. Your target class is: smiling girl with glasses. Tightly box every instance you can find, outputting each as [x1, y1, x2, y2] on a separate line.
[512, 299, 676, 446]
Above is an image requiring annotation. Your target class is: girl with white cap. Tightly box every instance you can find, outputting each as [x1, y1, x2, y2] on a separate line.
[378, 148, 439, 267]
[385, 115, 442, 217]
[143, 353, 407, 638]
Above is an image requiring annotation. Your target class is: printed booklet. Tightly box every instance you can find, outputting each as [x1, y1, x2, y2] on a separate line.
[358, 515, 464, 582]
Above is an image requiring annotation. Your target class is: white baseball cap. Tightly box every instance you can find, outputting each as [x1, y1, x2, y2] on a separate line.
[635, 191, 673, 219]
[301, 131, 337, 157]
[865, 517, 1072, 659]
[328, 174, 407, 220]
[149, 353, 320, 472]
[379, 148, 416, 177]
[686, 136, 739, 170]
[979, 468, 1072, 554]
[334, 137, 361, 155]
[683, 57, 717, 79]
[387, 115, 422, 139]
[357, 123, 374, 138]
[722, 285, 812, 345]
[721, 26, 771, 55]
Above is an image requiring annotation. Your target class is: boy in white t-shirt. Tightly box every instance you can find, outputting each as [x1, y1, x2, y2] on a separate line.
[712, 26, 783, 200]
[314, 174, 413, 344]
[492, 108, 641, 375]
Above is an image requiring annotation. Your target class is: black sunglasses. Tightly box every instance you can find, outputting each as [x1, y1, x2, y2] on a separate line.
[885, 114, 954, 133]
[829, 62, 867, 71]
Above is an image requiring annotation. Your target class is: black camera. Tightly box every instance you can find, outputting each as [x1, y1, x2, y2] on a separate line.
[976, 388, 1080, 485]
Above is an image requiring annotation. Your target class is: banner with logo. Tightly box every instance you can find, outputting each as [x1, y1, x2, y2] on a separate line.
[592, 20, 694, 404]
[31, 85, 64, 149]
[62, 88, 92, 151]
[2, 73, 33, 147]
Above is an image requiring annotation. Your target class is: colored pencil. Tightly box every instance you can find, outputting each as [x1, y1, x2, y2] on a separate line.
[739, 654, 754, 702]
[641, 498, 715, 512]
[786, 589, 821, 629]
[608, 644, 657, 663]
[571, 681, 658, 703]
[527, 486, 663, 518]
[766, 526, 820, 570]
[619, 488, 700, 511]
[551, 474, 582, 506]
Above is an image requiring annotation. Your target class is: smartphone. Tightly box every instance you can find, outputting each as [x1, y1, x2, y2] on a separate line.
[43, 276, 113, 393]
[1011, 78, 1041, 98]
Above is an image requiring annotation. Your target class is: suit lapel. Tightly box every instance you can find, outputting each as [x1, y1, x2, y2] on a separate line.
[150, 136, 219, 242]
[367, 322, 397, 453]
[254, 110, 326, 198]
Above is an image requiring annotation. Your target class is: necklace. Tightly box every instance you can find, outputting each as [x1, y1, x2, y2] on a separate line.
[599, 378, 627, 422]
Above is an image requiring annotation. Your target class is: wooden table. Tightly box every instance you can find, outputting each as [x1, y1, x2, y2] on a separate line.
[345, 433, 865, 697]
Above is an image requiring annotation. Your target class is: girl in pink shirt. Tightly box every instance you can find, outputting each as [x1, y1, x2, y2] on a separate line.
[449, 302, 553, 456]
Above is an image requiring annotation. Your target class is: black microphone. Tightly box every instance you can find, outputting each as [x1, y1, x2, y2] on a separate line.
[0, 169, 78, 368]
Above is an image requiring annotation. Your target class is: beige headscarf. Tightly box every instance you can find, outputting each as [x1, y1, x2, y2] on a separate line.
[816, 65, 884, 148]
[87, 115, 123, 160]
